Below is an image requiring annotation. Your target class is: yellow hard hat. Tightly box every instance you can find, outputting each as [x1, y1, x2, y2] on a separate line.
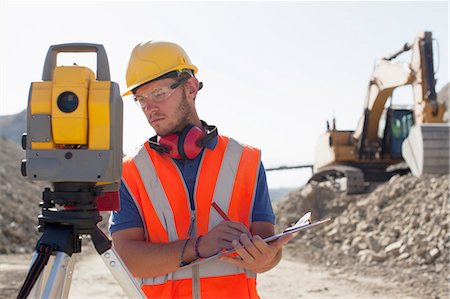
[123, 41, 198, 96]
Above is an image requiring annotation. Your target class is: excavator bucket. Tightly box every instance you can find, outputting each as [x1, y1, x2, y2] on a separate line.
[402, 124, 450, 176]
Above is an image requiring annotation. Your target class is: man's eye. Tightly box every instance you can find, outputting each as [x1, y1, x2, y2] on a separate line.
[152, 91, 166, 98]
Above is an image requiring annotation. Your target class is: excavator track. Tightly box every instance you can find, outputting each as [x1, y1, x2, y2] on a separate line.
[402, 124, 450, 176]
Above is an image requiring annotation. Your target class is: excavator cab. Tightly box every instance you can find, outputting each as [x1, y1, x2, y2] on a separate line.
[380, 108, 414, 159]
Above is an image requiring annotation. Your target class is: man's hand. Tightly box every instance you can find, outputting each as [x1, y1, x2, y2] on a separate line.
[199, 220, 251, 257]
[219, 233, 293, 273]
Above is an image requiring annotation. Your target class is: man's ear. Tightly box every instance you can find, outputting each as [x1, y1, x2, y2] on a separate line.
[185, 77, 199, 98]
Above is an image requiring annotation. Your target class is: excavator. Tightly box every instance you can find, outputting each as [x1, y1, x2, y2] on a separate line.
[309, 31, 449, 194]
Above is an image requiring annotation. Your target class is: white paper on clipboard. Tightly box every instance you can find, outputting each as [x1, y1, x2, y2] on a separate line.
[179, 212, 331, 269]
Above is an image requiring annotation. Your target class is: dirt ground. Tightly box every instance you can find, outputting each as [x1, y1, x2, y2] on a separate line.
[0, 242, 419, 299]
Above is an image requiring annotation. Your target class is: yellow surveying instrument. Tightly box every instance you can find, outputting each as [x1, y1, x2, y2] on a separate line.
[18, 43, 145, 298]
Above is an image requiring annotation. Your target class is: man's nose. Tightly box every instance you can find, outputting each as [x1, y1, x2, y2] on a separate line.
[143, 101, 159, 113]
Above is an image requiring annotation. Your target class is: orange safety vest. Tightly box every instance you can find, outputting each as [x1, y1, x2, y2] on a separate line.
[122, 135, 261, 299]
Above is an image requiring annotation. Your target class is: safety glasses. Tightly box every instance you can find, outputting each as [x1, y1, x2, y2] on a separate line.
[133, 77, 188, 108]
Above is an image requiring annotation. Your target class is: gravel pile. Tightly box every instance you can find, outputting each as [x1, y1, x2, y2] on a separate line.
[0, 138, 45, 253]
[274, 174, 449, 299]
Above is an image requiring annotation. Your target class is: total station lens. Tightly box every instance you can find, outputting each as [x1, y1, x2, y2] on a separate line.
[57, 91, 79, 113]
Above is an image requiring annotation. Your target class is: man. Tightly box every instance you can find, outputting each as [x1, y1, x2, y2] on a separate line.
[110, 41, 292, 298]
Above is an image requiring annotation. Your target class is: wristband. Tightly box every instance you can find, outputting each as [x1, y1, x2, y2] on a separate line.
[195, 236, 204, 259]
[179, 238, 191, 267]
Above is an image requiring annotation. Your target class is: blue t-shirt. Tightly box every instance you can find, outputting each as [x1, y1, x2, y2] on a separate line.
[109, 137, 275, 235]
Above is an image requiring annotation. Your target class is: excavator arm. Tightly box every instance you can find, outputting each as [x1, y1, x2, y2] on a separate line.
[353, 59, 414, 158]
[410, 31, 445, 123]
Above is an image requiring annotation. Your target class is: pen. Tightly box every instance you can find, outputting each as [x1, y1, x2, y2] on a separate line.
[211, 202, 231, 221]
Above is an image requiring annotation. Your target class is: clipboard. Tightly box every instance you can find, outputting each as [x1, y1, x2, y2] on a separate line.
[180, 212, 331, 269]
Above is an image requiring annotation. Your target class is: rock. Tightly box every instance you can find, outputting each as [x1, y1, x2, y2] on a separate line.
[398, 252, 410, 260]
[380, 236, 392, 247]
[326, 228, 338, 237]
[399, 245, 408, 254]
[435, 263, 444, 273]
[385, 241, 403, 256]
[388, 174, 401, 183]
[300, 184, 313, 198]
[371, 251, 387, 262]
[357, 249, 373, 263]
[340, 244, 351, 254]
[365, 234, 382, 253]
[309, 239, 325, 249]
[414, 247, 428, 258]
[351, 241, 367, 252]
[357, 249, 387, 263]
[351, 236, 363, 246]
[338, 216, 350, 225]
[356, 221, 369, 231]
[426, 248, 441, 264]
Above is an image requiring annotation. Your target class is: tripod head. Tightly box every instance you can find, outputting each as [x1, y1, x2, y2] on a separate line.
[37, 182, 111, 255]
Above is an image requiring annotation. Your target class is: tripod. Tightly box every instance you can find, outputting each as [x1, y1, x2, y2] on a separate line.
[17, 182, 145, 299]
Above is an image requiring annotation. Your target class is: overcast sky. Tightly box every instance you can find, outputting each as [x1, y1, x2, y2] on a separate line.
[1, 1, 448, 188]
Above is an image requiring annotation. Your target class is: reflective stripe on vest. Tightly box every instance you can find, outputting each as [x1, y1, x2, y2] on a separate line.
[122, 135, 261, 297]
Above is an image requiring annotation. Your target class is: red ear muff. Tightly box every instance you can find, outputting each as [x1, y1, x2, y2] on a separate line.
[159, 134, 181, 159]
[180, 126, 206, 159]
[153, 125, 206, 160]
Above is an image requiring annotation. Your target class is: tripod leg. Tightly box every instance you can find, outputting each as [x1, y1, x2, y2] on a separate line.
[91, 226, 145, 298]
[40, 252, 73, 299]
[61, 254, 76, 298]
[24, 252, 46, 298]
[21, 252, 73, 299]
[19, 245, 56, 299]
[100, 248, 145, 298]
